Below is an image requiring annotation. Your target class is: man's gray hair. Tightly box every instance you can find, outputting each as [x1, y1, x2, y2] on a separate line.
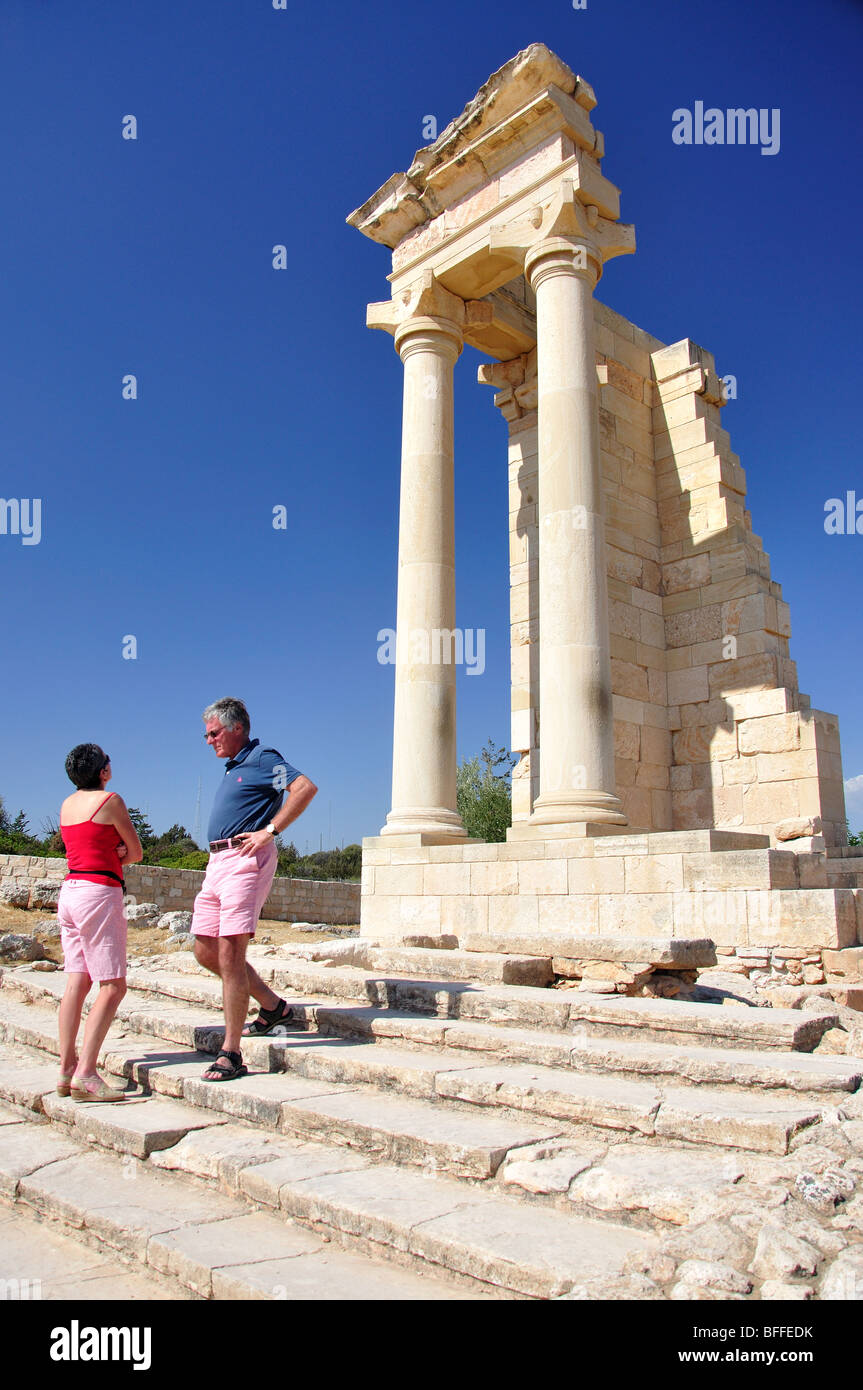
[202, 697, 250, 735]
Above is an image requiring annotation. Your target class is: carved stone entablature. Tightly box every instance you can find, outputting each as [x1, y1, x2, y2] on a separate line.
[346, 45, 604, 251]
[489, 180, 635, 288]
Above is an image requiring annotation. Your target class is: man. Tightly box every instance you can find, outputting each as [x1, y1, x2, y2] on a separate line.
[192, 697, 317, 1081]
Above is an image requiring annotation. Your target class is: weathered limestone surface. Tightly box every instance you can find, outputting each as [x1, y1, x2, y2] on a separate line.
[361, 834, 858, 956]
[4, 937, 863, 1302]
[0, 1204, 192, 1301]
[461, 933, 715, 966]
[569, 1147, 744, 1224]
[352, 43, 848, 961]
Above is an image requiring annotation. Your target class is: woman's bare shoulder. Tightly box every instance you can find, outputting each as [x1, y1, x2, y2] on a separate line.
[60, 791, 89, 825]
[95, 792, 128, 823]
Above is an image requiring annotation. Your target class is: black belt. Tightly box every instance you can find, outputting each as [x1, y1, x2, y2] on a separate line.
[67, 869, 126, 890]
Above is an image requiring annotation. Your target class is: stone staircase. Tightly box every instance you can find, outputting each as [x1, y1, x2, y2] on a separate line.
[2, 940, 863, 1301]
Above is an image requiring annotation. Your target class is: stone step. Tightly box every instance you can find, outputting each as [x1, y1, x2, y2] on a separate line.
[121, 952, 842, 1054]
[311, 1002, 862, 1097]
[362, 946, 554, 986]
[5, 964, 858, 1112]
[1, 961, 850, 1089]
[0, 988, 830, 1157]
[0, 999, 565, 1178]
[0, 1196, 194, 1300]
[0, 1068, 650, 1299]
[0, 1103, 493, 1300]
[257, 1033, 828, 1156]
[5, 962, 856, 1101]
[460, 935, 717, 968]
[567, 994, 837, 1053]
[95, 965, 863, 1098]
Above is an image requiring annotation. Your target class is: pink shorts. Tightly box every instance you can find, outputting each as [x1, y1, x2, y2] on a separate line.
[58, 879, 128, 981]
[191, 842, 277, 938]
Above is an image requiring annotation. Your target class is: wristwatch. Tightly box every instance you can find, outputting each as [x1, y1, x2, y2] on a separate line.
[265, 823, 277, 836]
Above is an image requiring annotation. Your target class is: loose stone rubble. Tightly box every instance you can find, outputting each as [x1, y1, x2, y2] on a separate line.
[0, 933, 47, 962]
[124, 902, 162, 927]
[157, 911, 193, 934]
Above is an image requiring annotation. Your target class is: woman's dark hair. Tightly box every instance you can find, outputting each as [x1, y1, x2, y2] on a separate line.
[65, 744, 109, 790]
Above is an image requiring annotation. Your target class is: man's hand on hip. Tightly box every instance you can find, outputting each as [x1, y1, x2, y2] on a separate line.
[234, 830, 275, 857]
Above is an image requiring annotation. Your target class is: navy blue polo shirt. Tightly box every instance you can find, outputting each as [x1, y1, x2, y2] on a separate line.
[207, 739, 301, 842]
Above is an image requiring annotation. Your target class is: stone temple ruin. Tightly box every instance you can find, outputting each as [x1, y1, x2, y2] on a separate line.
[350, 44, 862, 998]
[7, 44, 863, 1312]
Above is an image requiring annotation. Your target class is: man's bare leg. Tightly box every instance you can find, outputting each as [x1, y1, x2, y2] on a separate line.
[194, 935, 280, 1013]
[193, 935, 221, 978]
[246, 960, 280, 1012]
[218, 934, 253, 1055]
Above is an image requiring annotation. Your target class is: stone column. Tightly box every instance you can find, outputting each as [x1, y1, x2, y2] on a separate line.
[368, 275, 469, 839]
[525, 235, 626, 826]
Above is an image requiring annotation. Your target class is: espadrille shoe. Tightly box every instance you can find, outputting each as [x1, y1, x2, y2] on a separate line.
[70, 1074, 127, 1103]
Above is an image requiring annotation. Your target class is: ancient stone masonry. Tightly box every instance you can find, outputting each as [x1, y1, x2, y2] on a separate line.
[0, 854, 360, 927]
[350, 43, 856, 971]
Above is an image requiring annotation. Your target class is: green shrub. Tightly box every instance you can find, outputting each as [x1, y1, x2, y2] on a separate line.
[456, 740, 516, 843]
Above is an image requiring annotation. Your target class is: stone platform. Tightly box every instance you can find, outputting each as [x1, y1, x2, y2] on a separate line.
[361, 829, 862, 953]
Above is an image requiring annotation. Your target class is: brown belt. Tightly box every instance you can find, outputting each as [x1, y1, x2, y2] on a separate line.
[208, 838, 244, 853]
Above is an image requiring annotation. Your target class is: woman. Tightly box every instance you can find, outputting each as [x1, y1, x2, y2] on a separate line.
[56, 743, 143, 1101]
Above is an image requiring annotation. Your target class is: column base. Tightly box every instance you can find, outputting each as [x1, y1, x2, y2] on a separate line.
[507, 820, 640, 842]
[380, 807, 469, 840]
[528, 789, 628, 828]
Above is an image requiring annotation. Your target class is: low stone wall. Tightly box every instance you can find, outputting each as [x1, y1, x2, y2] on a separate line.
[0, 854, 360, 927]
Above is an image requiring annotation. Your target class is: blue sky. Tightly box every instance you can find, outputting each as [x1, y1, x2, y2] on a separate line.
[2, 0, 862, 847]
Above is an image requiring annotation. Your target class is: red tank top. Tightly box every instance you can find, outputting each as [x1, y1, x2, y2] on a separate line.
[61, 793, 125, 888]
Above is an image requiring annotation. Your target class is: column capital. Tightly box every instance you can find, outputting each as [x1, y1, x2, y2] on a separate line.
[366, 270, 492, 360]
[489, 179, 635, 287]
[525, 236, 602, 292]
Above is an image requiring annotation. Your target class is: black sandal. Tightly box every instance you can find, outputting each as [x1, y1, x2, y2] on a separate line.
[242, 998, 296, 1037]
[202, 1049, 248, 1082]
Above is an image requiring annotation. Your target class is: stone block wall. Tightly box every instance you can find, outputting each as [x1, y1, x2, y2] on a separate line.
[362, 830, 862, 950]
[500, 296, 847, 846]
[0, 855, 360, 926]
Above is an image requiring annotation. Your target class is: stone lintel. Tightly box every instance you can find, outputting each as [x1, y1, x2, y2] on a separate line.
[469, 289, 537, 357]
[382, 162, 601, 307]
